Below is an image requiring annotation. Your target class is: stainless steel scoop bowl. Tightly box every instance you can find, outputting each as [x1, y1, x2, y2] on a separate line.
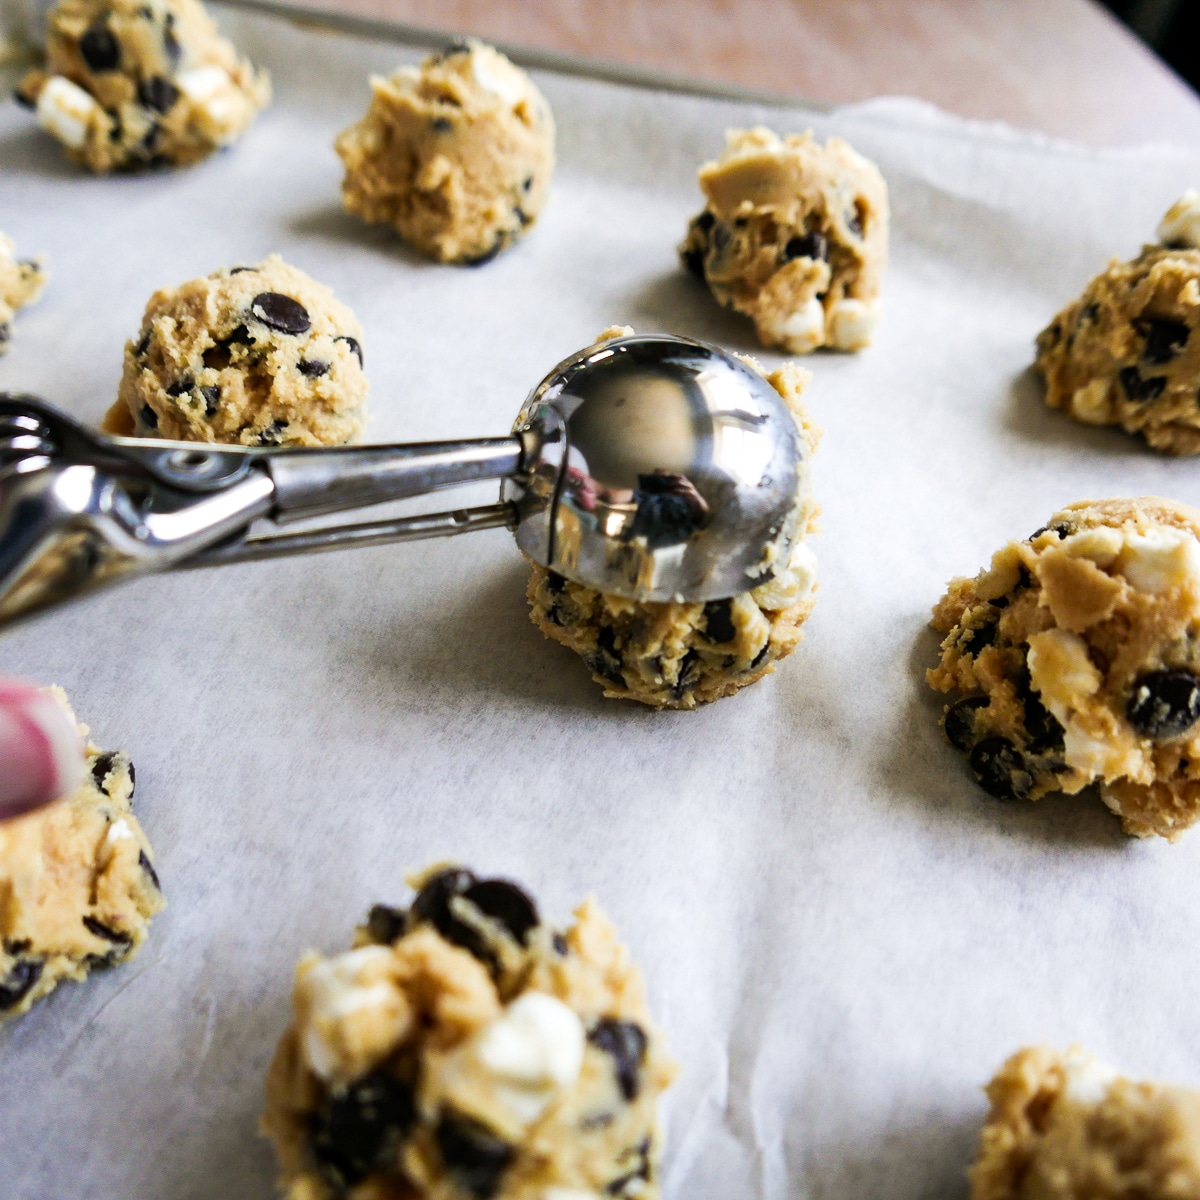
[0, 334, 809, 629]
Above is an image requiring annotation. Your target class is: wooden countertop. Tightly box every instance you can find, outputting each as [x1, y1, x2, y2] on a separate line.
[283, 0, 1200, 150]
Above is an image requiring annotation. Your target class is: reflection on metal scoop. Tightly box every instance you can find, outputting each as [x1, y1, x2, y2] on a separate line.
[0, 335, 808, 630]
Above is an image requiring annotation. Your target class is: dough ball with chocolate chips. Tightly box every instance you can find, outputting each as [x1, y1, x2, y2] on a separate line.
[928, 496, 1200, 840]
[679, 126, 889, 353]
[525, 325, 820, 711]
[335, 39, 555, 264]
[262, 864, 676, 1200]
[0, 688, 165, 1020]
[1036, 192, 1200, 455]
[15, 0, 269, 172]
[0, 232, 47, 355]
[105, 255, 369, 446]
[970, 1046, 1200, 1200]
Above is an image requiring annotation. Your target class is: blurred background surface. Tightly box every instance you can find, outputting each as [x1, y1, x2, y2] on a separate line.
[292, 0, 1200, 148]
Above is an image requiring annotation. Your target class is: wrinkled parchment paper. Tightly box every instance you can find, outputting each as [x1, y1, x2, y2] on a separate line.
[2, 10, 1200, 1197]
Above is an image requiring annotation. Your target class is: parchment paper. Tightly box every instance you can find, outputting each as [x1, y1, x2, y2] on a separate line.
[3, 10, 1200, 1197]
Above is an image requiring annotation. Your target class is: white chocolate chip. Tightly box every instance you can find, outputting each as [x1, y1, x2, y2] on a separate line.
[751, 540, 817, 610]
[1061, 1047, 1119, 1106]
[542, 1191, 601, 1200]
[105, 818, 135, 844]
[763, 296, 825, 353]
[1115, 526, 1200, 594]
[471, 48, 526, 105]
[36, 75, 99, 150]
[826, 297, 879, 351]
[1157, 189, 1200, 249]
[1027, 628, 1101, 725]
[297, 946, 404, 1082]
[1061, 526, 1123, 569]
[444, 992, 585, 1128]
[176, 64, 230, 102]
[1069, 378, 1111, 424]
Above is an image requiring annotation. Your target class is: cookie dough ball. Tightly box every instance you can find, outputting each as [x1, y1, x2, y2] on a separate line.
[525, 327, 819, 710]
[15, 0, 269, 172]
[0, 688, 164, 1019]
[335, 40, 555, 264]
[104, 255, 368, 446]
[926, 497, 1200, 840]
[970, 1046, 1200, 1200]
[0, 232, 47, 354]
[679, 126, 888, 354]
[1036, 192, 1200, 455]
[263, 864, 676, 1200]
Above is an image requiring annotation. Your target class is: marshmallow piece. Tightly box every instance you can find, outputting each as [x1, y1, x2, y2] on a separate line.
[446, 992, 585, 1128]
[36, 75, 99, 150]
[1158, 189, 1200, 250]
[763, 296, 825, 353]
[827, 297, 879, 351]
[1115, 526, 1200, 594]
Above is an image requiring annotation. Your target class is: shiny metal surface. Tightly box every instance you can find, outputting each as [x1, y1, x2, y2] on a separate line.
[508, 335, 807, 602]
[0, 335, 806, 628]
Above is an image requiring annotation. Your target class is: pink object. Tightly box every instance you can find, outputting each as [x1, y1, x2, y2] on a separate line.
[0, 678, 84, 821]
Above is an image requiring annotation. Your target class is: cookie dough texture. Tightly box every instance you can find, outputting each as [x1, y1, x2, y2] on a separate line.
[104, 255, 368, 446]
[526, 326, 819, 710]
[263, 864, 676, 1200]
[1036, 192, 1200, 455]
[0, 232, 46, 354]
[971, 1046, 1200, 1200]
[679, 126, 888, 354]
[0, 689, 164, 1019]
[16, 0, 268, 172]
[927, 497, 1200, 840]
[335, 40, 555, 264]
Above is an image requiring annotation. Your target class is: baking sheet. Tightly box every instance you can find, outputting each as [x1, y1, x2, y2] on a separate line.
[3, 9, 1200, 1197]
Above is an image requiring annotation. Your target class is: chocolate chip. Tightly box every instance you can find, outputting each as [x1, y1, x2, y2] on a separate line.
[1127, 668, 1200, 739]
[3, 940, 31, 954]
[682, 245, 706, 279]
[711, 222, 730, 253]
[431, 116, 453, 133]
[257, 420, 287, 446]
[591, 625, 625, 688]
[749, 642, 770, 670]
[229, 266, 254, 275]
[515, 207, 531, 227]
[336, 335, 363, 367]
[961, 618, 998, 656]
[589, 1019, 648, 1101]
[0, 323, 9, 347]
[1030, 522, 1073, 541]
[439, 39, 473, 57]
[0, 959, 42, 1010]
[140, 405, 159, 429]
[1015, 668, 1064, 753]
[163, 20, 180, 66]
[1119, 366, 1167, 402]
[365, 904, 407, 945]
[552, 932, 569, 956]
[138, 849, 161, 891]
[522, 175, 533, 192]
[784, 232, 827, 262]
[134, 329, 152, 357]
[251, 293, 311, 335]
[298, 359, 329, 378]
[83, 916, 130, 943]
[12, 86, 35, 110]
[436, 1114, 514, 1199]
[703, 599, 737, 644]
[224, 323, 255, 346]
[138, 76, 179, 113]
[200, 386, 220, 416]
[968, 737, 1032, 801]
[1141, 318, 1189, 364]
[412, 868, 477, 932]
[943, 696, 988, 752]
[165, 376, 193, 396]
[672, 649, 702, 699]
[1078, 303, 1100, 326]
[846, 206, 864, 237]
[80, 23, 120, 71]
[311, 1070, 416, 1190]
[606, 1137, 652, 1195]
[461, 880, 540, 946]
[695, 210, 716, 233]
[546, 571, 567, 595]
[463, 238, 505, 267]
[629, 472, 709, 549]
